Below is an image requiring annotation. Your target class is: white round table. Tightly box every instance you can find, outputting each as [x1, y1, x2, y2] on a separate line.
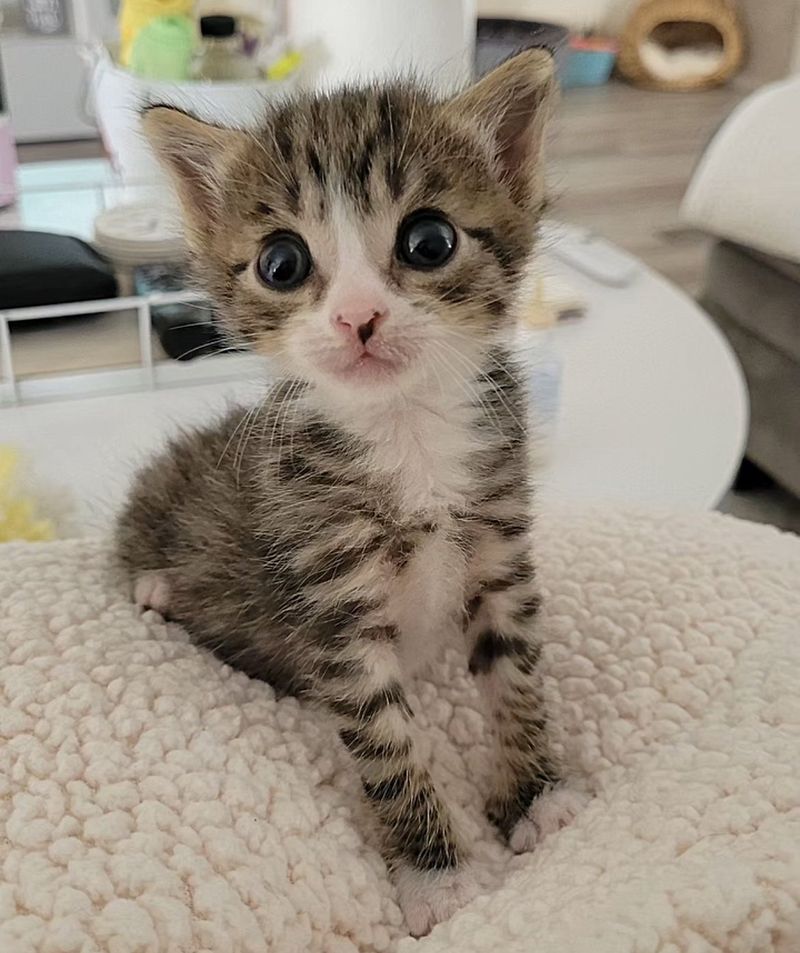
[538, 247, 748, 509]
[1, 241, 748, 533]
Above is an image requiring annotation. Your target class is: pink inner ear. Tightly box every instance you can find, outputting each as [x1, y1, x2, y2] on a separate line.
[494, 87, 549, 201]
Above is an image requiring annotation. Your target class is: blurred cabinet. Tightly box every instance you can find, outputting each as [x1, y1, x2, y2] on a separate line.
[0, 33, 96, 140]
[0, 0, 115, 141]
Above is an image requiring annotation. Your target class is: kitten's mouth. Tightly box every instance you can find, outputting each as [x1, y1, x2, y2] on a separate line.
[316, 342, 411, 384]
[341, 349, 403, 379]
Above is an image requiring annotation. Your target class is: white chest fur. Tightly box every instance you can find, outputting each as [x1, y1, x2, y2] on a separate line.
[368, 402, 475, 673]
[361, 394, 480, 516]
[310, 371, 482, 515]
[313, 385, 480, 671]
[389, 528, 468, 675]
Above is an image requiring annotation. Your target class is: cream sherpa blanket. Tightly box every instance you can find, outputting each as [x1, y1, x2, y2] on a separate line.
[1, 507, 799, 952]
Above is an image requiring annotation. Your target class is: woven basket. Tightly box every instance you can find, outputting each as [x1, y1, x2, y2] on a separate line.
[618, 0, 745, 91]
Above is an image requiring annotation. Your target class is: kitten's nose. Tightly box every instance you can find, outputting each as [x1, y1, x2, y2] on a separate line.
[332, 307, 388, 346]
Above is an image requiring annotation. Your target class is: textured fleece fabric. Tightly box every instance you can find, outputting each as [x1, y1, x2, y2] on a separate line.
[1, 507, 799, 953]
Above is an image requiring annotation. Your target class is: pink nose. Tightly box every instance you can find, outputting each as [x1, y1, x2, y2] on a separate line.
[331, 307, 388, 346]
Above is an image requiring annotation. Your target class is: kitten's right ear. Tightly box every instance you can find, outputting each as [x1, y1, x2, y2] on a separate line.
[141, 106, 248, 240]
[447, 48, 556, 209]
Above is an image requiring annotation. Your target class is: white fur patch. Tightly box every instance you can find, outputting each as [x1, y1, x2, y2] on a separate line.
[509, 786, 590, 853]
[362, 395, 479, 515]
[133, 572, 171, 616]
[390, 529, 468, 676]
[394, 864, 480, 937]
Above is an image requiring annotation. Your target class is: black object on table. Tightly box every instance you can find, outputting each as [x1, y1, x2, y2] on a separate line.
[133, 264, 235, 362]
[0, 230, 118, 312]
[475, 18, 570, 79]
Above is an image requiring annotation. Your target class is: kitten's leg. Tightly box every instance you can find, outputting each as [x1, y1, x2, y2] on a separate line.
[314, 633, 477, 936]
[295, 520, 477, 934]
[466, 548, 587, 851]
[133, 571, 172, 617]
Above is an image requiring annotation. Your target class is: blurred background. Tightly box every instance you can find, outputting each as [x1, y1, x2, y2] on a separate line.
[1, 0, 799, 539]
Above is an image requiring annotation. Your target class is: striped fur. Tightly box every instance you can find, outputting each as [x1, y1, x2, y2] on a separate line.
[116, 51, 581, 935]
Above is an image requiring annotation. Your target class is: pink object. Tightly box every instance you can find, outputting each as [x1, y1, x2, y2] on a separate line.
[0, 115, 18, 208]
[332, 307, 388, 345]
[569, 35, 619, 53]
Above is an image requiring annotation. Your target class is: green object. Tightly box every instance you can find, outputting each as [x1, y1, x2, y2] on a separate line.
[130, 15, 195, 80]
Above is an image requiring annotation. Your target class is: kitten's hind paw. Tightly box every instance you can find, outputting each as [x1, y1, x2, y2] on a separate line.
[133, 572, 171, 618]
[509, 785, 589, 853]
[395, 864, 479, 937]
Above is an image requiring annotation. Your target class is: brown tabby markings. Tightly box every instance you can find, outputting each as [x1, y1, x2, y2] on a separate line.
[117, 51, 580, 933]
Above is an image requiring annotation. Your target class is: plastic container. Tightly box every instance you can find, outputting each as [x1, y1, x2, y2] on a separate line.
[118, 0, 195, 66]
[522, 328, 563, 465]
[87, 46, 296, 186]
[475, 18, 570, 80]
[129, 15, 195, 80]
[190, 15, 259, 81]
[291, 0, 474, 90]
[562, 37, 618, 88]
[21, 0, 68, 35]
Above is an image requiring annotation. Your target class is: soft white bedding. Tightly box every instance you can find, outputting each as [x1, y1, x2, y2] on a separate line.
[1, 506, 799, 952]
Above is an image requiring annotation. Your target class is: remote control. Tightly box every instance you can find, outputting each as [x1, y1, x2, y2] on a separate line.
[542, 223, 640, 287]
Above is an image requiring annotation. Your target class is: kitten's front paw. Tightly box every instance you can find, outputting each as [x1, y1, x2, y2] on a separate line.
[509, 785, 589, 854]
[395, 865, 479, 937]
[133, 572, 171, 618]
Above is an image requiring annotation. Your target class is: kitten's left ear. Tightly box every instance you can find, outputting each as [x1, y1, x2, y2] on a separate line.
[448, 48, 556, 208]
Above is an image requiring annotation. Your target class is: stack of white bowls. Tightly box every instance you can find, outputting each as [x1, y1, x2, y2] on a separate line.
[93, 202, 186, 268]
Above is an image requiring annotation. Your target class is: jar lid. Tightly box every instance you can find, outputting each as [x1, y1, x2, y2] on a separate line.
[200, 15, 237, 38]
[93, 203, 186, 265]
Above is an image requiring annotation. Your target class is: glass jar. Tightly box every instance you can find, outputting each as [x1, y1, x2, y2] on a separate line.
[190, 15, 259, 81]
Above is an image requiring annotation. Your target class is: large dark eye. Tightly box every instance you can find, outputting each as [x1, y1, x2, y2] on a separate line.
[397, 212, 457, 270]
[256, 233, 312, 290]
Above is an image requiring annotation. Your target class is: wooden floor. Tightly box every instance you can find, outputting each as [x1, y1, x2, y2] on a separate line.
[16, 138, 104, 164]
[550, 80, 744, 294]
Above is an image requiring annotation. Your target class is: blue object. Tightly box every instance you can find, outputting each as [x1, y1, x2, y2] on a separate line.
[525, 331, 563, 455]
[562, 48, 617, 88]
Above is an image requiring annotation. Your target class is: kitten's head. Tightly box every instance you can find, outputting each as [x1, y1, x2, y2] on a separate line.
[143, 50, 554, 399]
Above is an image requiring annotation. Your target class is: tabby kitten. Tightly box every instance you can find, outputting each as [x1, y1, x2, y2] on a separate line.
[116, 50, 586, 936]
